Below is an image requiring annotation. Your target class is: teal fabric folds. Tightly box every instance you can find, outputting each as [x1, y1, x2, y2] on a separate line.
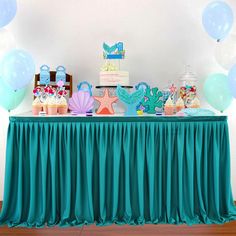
[0, 116, 236, 227]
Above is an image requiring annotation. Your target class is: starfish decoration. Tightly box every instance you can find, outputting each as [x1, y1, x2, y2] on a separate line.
[94, 89, 118, 115]
[169, 84, 177, 95]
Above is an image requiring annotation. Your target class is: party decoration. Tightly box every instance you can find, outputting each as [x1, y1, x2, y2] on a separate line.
[135, 82, 150, 112]
[94, 89, 118, 115]
[103, 42, 125, 59]
[228, 64, 236, 98]
[215, 34, 236, 70]
[77, 81, 93, 96]
[32, 87, 42, 115]
[180, 85, 197, 107]
[57, 80, 64, 88]
[202, 1, 234, 41]
[204, 73, 233, 112]
[69, 91, 94, 115]
[56, 66, 66, 84]
[164, 96, 175, 116]
[0, 0, 17, 28]
[141, 87, 163, 114]
[39, 65, 50, 85]
[116, 85, 145, 116]
[179, 65, 198, 107]
[0, 49, 35, 90]
[33, 86, 42, 97]
[180, 108, 215, 116]
[0, 28, 16, 60]
[101, 61, 118, 71]
[0, 80, 26, 111]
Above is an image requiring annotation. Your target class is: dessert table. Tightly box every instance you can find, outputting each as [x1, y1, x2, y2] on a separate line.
[0, 115, 236, 227]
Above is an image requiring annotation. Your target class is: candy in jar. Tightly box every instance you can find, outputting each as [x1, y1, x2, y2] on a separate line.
[179, 65, 198, 108]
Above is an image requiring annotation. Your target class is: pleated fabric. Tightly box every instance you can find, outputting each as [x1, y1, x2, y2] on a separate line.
[0, 116, 236, 227]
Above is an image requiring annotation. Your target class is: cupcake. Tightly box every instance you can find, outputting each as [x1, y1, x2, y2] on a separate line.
[47, 96, 58, 115]
[176, 97, 185, 112]
[40, 97, 48, 114]
[190, 97, 200, 108]
[164, 97, 175, 115]
[32, 97, 42, 115]
[57, 97, 68, 115]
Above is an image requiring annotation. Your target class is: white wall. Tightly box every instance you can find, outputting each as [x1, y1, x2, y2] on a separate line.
[0, 0, 236, 200]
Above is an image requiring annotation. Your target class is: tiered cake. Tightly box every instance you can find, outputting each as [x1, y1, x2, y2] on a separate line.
[99, 42, 129, 86]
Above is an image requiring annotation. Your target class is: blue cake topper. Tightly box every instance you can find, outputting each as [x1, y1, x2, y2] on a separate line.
[103, 42, 125, 59]
[56, 66, 66, 84]
[39, 65, 50, 85]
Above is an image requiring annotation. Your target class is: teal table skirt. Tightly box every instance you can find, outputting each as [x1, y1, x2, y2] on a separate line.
[0, 116, 236, 227]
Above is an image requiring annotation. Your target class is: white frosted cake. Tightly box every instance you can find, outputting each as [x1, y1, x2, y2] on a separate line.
[99, 71, 129, 86]
[99, 42, 129, 86]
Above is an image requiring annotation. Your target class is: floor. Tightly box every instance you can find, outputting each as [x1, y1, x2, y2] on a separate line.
[1, 203, 236, 236]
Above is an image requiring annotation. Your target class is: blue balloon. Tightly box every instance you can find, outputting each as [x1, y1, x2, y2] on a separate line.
[202, 1, 234, 41]
[228, 64, 236, 98]
[0, 79, 26, 111]
[0, 49, 35, 90]
[0, 0, 17, 28]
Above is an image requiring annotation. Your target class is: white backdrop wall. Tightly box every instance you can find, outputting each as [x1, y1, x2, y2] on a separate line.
[0, 0, 236, 200]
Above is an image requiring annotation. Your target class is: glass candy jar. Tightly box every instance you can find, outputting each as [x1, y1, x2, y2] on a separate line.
[179, 65, 198, 108]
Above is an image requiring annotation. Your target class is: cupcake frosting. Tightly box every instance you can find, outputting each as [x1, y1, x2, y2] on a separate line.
[32, 97, 41, 106]
[47, 96, 57, 106]
[176, 97, 185, 107]
[57, 97, 67, 106]
[191, 97, 200, 107]
[165, 97, 174, 107]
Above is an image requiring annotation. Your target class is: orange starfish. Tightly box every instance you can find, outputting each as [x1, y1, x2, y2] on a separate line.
[94, 89, 118, 115]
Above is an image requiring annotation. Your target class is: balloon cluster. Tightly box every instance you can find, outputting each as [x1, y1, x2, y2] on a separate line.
[0, 0, 35, 111]
[202, 1, 236, 112]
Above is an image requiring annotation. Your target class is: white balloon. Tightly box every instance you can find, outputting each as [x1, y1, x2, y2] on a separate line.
[215, 34, 236, 70]
[0, 28, 16, 60]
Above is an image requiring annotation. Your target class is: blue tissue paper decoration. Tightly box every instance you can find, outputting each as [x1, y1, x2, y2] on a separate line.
[181, 108, 215, 116]
[77, 81, 93, 96]
[103, 42, 125, 59]
[39, 65, 50, 85]
[116, 85, 145, 116]
[56, 66, 66, 84]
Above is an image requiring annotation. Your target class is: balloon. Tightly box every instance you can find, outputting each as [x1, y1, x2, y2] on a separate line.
[0, 0, 17, 28]
[228, 65, 236, 98]
[215, 34, 236, 70]
[0, 28, 16, 60]
[0, 49, 35, 90]
[202, 1, 234, 42]
[204, 73, 233, 112]
[0, 80, 26, 111]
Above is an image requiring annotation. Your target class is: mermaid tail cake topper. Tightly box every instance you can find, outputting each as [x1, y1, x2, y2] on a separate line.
[116, 85, 145, 116]
[103, 42, 125, 59]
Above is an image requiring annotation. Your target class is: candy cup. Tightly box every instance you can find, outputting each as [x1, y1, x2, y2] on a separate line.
[47, 105, 57, 115]
[164, 106, 175, 116]
[32, 104, 42, 115]
[58, 105, 68, 115]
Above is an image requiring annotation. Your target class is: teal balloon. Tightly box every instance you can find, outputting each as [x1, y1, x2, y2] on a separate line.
[0, 49, 35, 90]
[204, 73, 233, 112]
[0, 0, 17, 28]
[202, 1, 234, 41]
[0, 80, 26, 111]
[228, 64, 236, 98]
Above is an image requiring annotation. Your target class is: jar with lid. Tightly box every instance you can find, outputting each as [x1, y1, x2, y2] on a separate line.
[179, 65, 198, 108]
